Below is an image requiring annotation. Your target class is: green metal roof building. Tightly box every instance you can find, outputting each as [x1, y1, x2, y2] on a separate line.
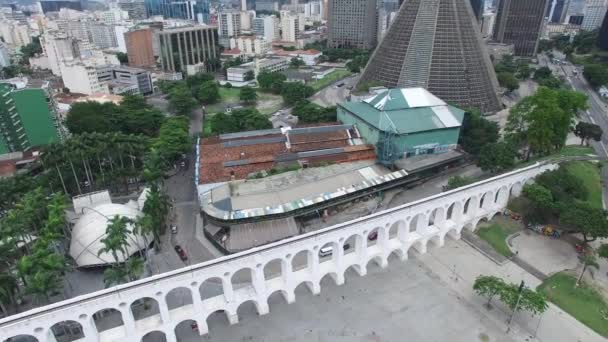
[337, 88, 465, 164]
[0, 83, 60, 154]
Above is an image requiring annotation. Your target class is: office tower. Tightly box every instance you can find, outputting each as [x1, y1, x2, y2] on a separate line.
[470, 0, 484, 21]
[253, 16, 277, 41]
[493, 0, 548, 56]
[280, 11, 300, 42]
[144, 0, 210, 23]
[546, 0, 570, 22]
[218, 10, 242, 37]
[255, 0, 279, 12]
[88, 23, 118, 49]
[582, 0, 608, 30]
[0, 82, 60, 154]
[327, 0, 377, 49]
[358, 0, 501, 114]
[125, 28, 156, 67]
[158, 26, 219, 74]
[118, 0, 147, 19]
[598, 11, 608, 48]
[39, 0, 82, 13]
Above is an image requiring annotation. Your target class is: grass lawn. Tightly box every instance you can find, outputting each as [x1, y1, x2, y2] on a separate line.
[564, 161, 603, 208]
[310, 69, 353, 91]
[538, 273, 608, 337]
[218, 87, 241, 101]
[515, 145, 596, 168]
[475, 223, 518, 257]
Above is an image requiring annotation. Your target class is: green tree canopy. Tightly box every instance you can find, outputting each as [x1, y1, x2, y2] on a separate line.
[458, 108, 500, 156]
[583, 64, 608, 89]
[281, 82, 315, 105]
[497, 71, 520, 93]
[66, 101, 119, 134]
[198, 81, 220, 105]
[574, 121, 603, 146]
[239, 86, 258, 104]
[561, 202, 608, 242]
[169, 84, 197, 115]
[244, 70, 255, 81]
[207, 108, 272, 134]
[290, 57, 305, 69]
[292, 100, 337, 123]
[477, 141, 517, 173]
[257, 70, 286, 92]
[444, 176, 475, 191]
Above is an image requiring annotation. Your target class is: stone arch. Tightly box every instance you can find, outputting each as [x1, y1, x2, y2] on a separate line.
[236, 299, 262, 321]
[510, 181, 523, 198]
[366, 254, 386, 270]
[199, 277, 225, 301]
[165, 286, 193, 311]
[318, 241, 339, 263]
[463, 223, 474, 232]
[175, 319, 201, 342]
[463, 196, 478, 217]
[3, 335, 38, 342]
[342, 234, 361, 255]
[266, 289, 290, 308]
[479, 191, 494, 210]
[92, 308, 124, 333]
[428, 234, 443, 248]
[409, 213, 427, 233]
[318, 272, 339, 288]
[388, 247, 406, 262]
[206, 310, 231, 333]
[231, 267, 254, 290]
[263, 258, 285, 281]
[293, 280, 315, 296]
[291, 249, 311, 272]
[342, 263, 364, 279]
[141, 330, 166, 342]
[50, 320, 84, 342]
[388, 220, 404, 239]
[495, 186, 509, 205]
[366, 227, 382, 246]
[446, 201, 462, 222]
[429, 207, 445, 227]
[130, 297, 160, 321]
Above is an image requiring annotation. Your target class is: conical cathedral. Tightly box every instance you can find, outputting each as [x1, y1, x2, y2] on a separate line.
[358, 0, 502, 113]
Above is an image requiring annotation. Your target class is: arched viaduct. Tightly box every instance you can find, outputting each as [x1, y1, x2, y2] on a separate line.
[0, 162, 557, 342]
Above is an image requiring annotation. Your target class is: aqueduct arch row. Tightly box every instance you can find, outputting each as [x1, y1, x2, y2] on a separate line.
[0, 163, 557, 342]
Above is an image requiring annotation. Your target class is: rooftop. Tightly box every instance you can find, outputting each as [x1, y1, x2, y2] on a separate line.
[339, 88, 465, 134]
[198, 124, 375, 184]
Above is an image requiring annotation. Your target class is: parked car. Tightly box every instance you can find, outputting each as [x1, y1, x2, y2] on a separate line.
[174, 245, 187, 261]
[368, 232, 378, 241]
[171, 225, 178, 234]
[319, 243, 351, 257]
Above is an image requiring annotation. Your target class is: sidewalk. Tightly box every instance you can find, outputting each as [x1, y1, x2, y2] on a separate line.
[418, 239, 606, 342]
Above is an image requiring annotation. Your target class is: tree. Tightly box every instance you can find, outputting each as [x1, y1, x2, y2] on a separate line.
[497, 71, 519, 93]
[574, 121, 603, 146]
[239, 86, 258, 104]
[65, 101, 119, 134]
[244, 70, 255, 81]
[116, 52, 128, 64]
[576, 254, 599, 287]
[522, 183, 554, 219]
[103, 266, 128, 287]
[0, 273, 17, 315]
[207, 108, 272, 134]
[120, 95, 165, 136]
[444, 176, 475, 191]
[152, 116, 191, 165]
[98, 215, 131, 263]
[516, 61, 532, 80]
[598, 244, 608, 260]
[169, 84, 197, 115]
[473, 275, 506, 308]
[533, 66, 553, 80]
[290, 57, 305, 69]
[198, 81, 220, 105]
[292, 100, 337, 123]
[561, 202, 608, 242]
[502, 282, 548, 315]
[346, 53, 370, 72]
[257, 70, 286, 92]
[477, 142, 517, 173]
[583, 63, 608, 89]
[140, 184, 170, 247]
[458, 108, 500, 156]
[281, 82, 314, 105]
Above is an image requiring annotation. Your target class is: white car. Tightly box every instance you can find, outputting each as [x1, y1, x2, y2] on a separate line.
[171, 225, 178, 234]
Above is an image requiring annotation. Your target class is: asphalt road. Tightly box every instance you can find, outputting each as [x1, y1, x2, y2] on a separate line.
[310, 74, 359, 107]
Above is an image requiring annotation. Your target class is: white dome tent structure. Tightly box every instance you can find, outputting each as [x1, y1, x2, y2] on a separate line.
[69, 189, 152, 267]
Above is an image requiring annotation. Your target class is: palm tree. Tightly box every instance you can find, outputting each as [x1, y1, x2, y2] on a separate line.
[0, 272, 18, 315]
[577, 254, 600, 287]
[142, 184, 170, 249]
[125, 256, 144, 281]
[103, 267, 128, 288]
[98, 215, 131, 264]
[26, 270, 62, 304]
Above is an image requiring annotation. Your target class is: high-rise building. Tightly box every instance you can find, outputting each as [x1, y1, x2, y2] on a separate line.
[280, 11, 300, 42]
[96, 65, 154, 96]
[327, 0, 377, 49]
[598, 11, 608, 48]
[546, 0, 570, 22]
[158, 26, 219, 74]
[255, 0, 279, 12]
[253, 16, 277, 41]
[582, 0, 608, 30]
[493, 0, 548, 56]
[218, 10, 242, 37]
[39, 0, 82, 14]
[358, 0, 501, 114]
[125, 28, 156, 67]
[0, 81, 60, 154]
[470, 0, 484, 21]
[87, 23, 118, 49]
[118, 0, 147, 19]
[144, 0, 210, 23]
[41, 33, 80, 76]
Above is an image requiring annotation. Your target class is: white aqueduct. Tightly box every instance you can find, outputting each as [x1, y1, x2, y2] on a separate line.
[0, 162, 558, 342]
